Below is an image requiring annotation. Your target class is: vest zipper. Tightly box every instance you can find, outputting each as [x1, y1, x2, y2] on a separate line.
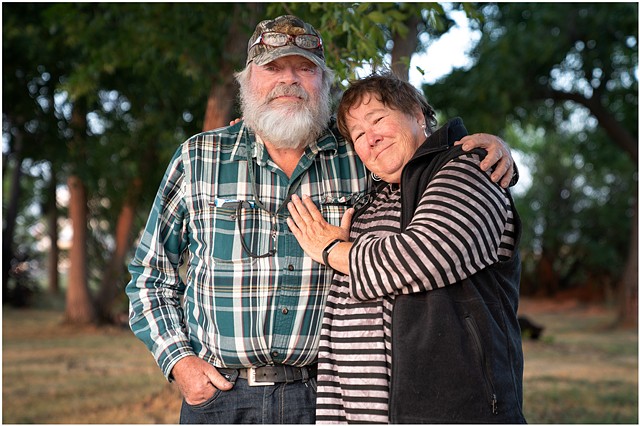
[465, 315, 498, 415]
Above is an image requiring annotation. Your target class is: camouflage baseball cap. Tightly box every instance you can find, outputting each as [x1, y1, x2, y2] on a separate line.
[246, 15, 326, 71]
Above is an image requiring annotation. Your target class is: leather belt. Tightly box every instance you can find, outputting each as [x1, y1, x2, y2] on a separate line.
[219, 364, 317, 387]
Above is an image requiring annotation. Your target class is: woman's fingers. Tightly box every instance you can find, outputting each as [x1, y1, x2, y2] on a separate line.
[288, 195, 327, 226]
[287, 195, 350, 243]
[288, 195, 313, 225]
[341, 208, 354, 231]
[301, 195, 326, 223]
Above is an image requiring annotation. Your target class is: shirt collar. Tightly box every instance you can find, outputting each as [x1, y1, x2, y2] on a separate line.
[307, 125, 339, 157]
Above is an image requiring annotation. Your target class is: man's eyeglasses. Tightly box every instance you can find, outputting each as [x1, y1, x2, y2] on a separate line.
[229, 157, 304, 259]
[234, 202, 278, 259]
[250, 32, 322, 50]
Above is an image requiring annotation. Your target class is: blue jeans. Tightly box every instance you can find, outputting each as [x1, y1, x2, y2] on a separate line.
[179, 375, 317, 424]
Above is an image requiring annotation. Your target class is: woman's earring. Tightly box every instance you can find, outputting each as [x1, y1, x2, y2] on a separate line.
[422, 124, 429, 139]
[371, 173, 382, 182]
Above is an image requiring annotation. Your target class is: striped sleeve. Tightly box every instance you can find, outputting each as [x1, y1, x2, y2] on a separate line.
[349, 153, 515, 301]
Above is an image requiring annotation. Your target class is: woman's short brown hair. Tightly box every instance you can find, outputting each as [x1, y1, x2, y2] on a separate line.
[337, 70, 437, 143]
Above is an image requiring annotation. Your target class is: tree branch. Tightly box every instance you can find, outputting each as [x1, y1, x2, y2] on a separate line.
[546, 88, 638, 162]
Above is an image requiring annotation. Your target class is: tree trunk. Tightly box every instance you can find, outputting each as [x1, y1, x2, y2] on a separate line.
[203, 72, 237, 131]
[390, 14, 421, 82]
[47, 167, 60, 294]
[202, 3, 263, 131]
[535, 250, 560, 297]
[95, 178, 141, 323]
[618, 197, 638, 328]
[64, 97, 95, 325]
[2, 131, 24, 302]
[65, 175, 96, 324]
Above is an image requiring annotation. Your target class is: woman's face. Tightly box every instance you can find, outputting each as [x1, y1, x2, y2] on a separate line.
[345, 94, 425, 184]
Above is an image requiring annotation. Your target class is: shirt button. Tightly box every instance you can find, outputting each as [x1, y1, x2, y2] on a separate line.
[287, 264, 295, 271]
[282, 308, 289, 315]
[272, 351, 279, 358]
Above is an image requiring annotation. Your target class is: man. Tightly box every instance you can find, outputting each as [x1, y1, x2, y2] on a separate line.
[126, 14, 516, 424]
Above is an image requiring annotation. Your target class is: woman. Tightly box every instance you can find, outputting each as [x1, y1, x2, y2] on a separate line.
[286, 72, 526, 424]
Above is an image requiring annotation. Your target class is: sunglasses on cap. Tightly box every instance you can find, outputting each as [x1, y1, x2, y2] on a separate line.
[250, 32, 322, 51]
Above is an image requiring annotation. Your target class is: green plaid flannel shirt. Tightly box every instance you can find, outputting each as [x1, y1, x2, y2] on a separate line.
[126, 120, 367, 378]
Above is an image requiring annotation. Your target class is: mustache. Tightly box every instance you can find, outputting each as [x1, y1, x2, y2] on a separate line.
[267, 84, 309, 102]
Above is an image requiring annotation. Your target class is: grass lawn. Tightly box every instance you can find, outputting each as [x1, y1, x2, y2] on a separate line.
[519, 298, 638, 423]
[2, 297, 637, 423]
[2, 308, 181, 423]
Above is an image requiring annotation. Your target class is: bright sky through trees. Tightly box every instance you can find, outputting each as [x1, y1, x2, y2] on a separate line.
[409, 10, 481, 86]
[409, 10, 532, 193]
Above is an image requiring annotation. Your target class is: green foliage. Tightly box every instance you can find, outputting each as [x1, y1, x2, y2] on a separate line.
[423, 3, 638, 295]
[10, 2, 632, 308]
[3, 3, 70, 166]
[267, 3, 452, 85]
[424, 3, 637, 141]
[4, 1, 457, 300]
[508, 124, 635, 292]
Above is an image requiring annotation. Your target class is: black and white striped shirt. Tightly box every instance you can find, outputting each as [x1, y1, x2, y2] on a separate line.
[315, 153, 517, 424]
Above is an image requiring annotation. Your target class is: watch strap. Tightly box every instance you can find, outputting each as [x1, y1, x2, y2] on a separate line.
[322, 238, 343, 269]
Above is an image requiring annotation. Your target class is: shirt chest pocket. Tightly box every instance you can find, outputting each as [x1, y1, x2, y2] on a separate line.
[192, 190, 366, 265]
[195, 203, 276, 266]
[318, 191, 365, 227]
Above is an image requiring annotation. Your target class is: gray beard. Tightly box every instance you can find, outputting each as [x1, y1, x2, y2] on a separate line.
[240, 84, 331, 150]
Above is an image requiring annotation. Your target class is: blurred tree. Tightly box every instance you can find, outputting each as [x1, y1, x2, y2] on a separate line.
[3, 3, 211, 320]
[41, 3, 217, 322]
[276, 2, 457, 82]
[3, 3, 72, 303]
[3, 2, 473, 323]
[423, 3, 638, 325]
[505, 125, 635, 298]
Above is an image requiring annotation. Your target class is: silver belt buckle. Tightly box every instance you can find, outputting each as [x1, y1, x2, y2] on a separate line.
[247, 367, 275, 386]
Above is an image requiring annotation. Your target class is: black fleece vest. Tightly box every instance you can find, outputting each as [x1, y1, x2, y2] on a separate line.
[388, 118, 526, 424]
